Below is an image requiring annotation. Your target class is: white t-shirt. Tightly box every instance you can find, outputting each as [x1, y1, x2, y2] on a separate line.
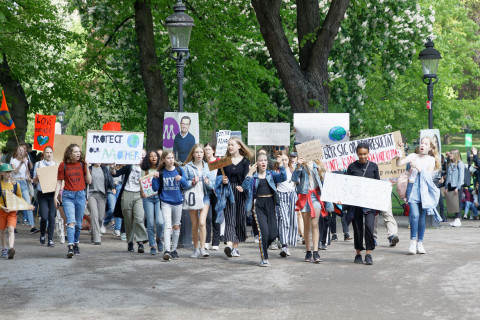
[10, 158, 28, 180]
[124, 165, 141, 192]
[276, 169, 295, 193]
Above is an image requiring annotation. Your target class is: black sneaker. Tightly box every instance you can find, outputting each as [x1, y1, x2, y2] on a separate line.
[364, 254, 373, 265]
[40, 235, 46, 245]
[7, 248, 15, 259]
[320, 243, 327, 250]
[48, 240, 55, 247]
[30, 227, 39, 235]
[137, 243, 144, 253]
[163, 251, 172, 261]
[171, 250, 179, 259]
[331, 234, 338, 241]
[127, 242, 134, 252]
[73, 244, 80, 255]
[354, 254, 363, 264]
[388, 235, 399, 247]
[224, 246, 233, 257]
[344, 233, 353, 241]
[67, 245, 74, 259]
[313, 251, 321, 263]
[304, 251, 312, 262]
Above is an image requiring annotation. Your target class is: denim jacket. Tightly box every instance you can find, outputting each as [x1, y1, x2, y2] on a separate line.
[445, 161, 465, 190]
[241, 166, 287, 213]
[419, 171, 442, 223]
[291, 162, 323, 194]
[184, 161, 215, 195]
[214, 175, 235, 224]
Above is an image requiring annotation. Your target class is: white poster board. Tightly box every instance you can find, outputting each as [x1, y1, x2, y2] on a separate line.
[216, 130, 231, 157]
[321, 172, 392, 212]
[248, 122, 290, 146]
[216, 131, 241, 140]
[85, 130, 144, 165]
[294, 113, 349, 144]
[139, 174, 157, 198]
[420, 129, 441, 166]
[162, 112, 199, 162]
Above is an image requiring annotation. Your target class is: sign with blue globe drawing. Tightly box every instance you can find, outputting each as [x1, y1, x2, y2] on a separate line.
[85, 130, 144, 164]
[294, 113, 350, 145]
[329, 126, 347, 142]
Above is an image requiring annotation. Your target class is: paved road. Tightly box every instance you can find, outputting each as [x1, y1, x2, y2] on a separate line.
[1, 216, 479, 320]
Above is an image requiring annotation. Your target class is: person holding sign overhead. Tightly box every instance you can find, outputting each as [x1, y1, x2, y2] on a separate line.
[140, 150, 164, 255]
[33, 146, 57, 247]
[184, 144, 216, 258]
[215, 137, 254, 258]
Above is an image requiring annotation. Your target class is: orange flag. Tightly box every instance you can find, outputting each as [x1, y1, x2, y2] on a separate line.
[0, 90, 16, 132]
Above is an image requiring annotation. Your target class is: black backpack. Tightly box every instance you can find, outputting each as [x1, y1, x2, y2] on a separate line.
[157, 166, 182, 193]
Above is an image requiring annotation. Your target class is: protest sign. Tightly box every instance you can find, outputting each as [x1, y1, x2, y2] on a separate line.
[321, 131, 403, 174]
[208, 157, 232, 171]
[53, 135, 83, 163]
[465, 133, 473, 147]
[162, 112, 199, 163]
[295, 140, 323, 161]
[85, 131, 144, 165]
[248, 122, 290, 146]
[445, 191, 460, 213]
[216, 131, 241, 140]
[1, 191, 32, 211]
[321, 172, 392, 212]
[216, 130, 231, 157]
[37, 164, 60, 193]
[140, 174, 157, 198]
[420, 129, 441, 169]
[34, 114, 56, 151]
[294, 113, 349, 144]
[378, 161, 407, 180]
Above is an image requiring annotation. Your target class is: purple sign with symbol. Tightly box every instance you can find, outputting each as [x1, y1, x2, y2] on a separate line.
[163, 117, 180, 149]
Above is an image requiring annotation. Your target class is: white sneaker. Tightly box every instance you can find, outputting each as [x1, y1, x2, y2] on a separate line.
[114, 230, 120, 237]
[254, 235, 259, 244]
[408, 240, 417, 255]
[417, 242, 426, 254]
[232, 248, 240, 257]
[205, 243, 210, 250]
[200, 248, 209, 257]
[450, 218, 462, 227]
[269, 243, 278, 250]
[100, 225, 106, 234]
[211, 246, 219, 251]
[190, 248, 200, 258]
[286, 248, 291, 256]
[259, 259, 271, 267]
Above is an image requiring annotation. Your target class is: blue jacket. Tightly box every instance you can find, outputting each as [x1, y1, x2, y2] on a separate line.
[152, 167, 190, 205]
[214, 175, 235, 224]
[419, 171, 442, 223]
[183, 161, 215, 195]
[445, 161, 465, 190]
[291, 162, 323, 194]
[241, 166, 287, 213]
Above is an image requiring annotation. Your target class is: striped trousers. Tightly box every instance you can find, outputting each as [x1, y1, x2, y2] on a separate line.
[277, 190, 298, 246]
[224, 182, 247, 243]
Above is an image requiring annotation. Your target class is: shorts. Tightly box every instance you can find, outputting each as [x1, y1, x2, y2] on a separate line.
[0, 211, 17, 229]
[300, 194, 322, 213]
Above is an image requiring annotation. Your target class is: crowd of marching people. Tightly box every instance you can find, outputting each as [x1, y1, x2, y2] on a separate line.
[0, 136, 478, 266]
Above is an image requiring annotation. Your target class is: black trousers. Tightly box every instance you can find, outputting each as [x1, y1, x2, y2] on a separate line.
[206, 193, 220, 246]
[352, 206, 375, 251]
[318, 214, 330, 246]
[38, 191, 56, 241]
[253, 197, 277, 260]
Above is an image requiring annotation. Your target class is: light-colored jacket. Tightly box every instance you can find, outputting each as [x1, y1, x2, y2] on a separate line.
[419, 171, 442, 223]
[445, 161, 465, 190]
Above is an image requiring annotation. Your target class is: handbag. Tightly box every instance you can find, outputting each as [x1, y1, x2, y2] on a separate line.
[183, 178, 205, 210]
[396, 170, 411, 200]
[55, 210, 65, 244]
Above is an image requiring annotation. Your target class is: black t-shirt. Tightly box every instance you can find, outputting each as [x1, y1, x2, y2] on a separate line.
[256, 178, 273, 196]
[217, 157, 250, 184]
[346, 161, 380, 180]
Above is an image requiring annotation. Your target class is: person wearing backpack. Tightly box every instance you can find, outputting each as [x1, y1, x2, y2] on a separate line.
[152, 151, 190, 260]
[54, 144, 92, 258]
[445, 149, 465, 227]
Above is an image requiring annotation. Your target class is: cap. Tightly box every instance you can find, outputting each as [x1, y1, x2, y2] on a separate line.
[0, 163, 13, 172]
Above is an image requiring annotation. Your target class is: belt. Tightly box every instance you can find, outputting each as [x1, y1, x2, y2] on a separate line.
[257, 194, 273, 198]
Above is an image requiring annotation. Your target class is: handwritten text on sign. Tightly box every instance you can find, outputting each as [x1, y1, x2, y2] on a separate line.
[140, 174, 157, 198]
[216, 130, 231, 157]
[321, 173, 392, 212]
[86, 130, 144, 165]
[248, 122, 290, 146]
[321, 131, 402, 172]
[295, 139, 323, 161]
[34, 114, 56, 151]
[208, 157, 233, 171]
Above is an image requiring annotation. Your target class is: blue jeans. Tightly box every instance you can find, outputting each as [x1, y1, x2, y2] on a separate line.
[103, 184, 122, 230]
[464, 202, 478, 218]
[143, 196, 164, 248]
[408, 202, 426, 242]
[62, 190, 86, 245]
[18, 180, 34, 226]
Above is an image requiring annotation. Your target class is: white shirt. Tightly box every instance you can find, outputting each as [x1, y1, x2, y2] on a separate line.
[10, 158, 28, 180]
[276, 169, 295, 193]
[124, 165, 141, 192]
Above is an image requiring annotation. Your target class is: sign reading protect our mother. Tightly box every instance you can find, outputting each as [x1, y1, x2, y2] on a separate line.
[33, 114, 56, 151]
[294, 113, 349, 144]
[85, 130, 144, 164]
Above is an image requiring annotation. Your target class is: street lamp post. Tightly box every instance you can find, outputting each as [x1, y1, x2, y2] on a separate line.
[418, 38, 442, 129]
[166, 0, 194, 112]
[57, 111, 65, 134]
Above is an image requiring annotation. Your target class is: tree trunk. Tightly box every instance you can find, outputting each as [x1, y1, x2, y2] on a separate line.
[251, 0, 349, 113]
[443, 133, 450, 145]
[0, 53, 29, 150]
[134, 0, 170, 150]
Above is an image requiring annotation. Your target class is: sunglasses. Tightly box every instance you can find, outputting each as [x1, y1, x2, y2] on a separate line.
[274, 146, 285, 151]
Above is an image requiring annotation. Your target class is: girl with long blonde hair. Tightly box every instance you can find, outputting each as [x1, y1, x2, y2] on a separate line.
[445, 148, 465, 227]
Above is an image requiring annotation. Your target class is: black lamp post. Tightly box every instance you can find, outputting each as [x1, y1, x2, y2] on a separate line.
[57, 111, 65, 134]
[166, 0, 194, 112]
[418, 38, 442, 129]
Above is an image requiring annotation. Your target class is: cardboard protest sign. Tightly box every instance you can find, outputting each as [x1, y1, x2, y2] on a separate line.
[295, 140, 323, 161]
[321, 173, 392, 212]
[294, 113, 349, 144]
[248, 122, 290, 146]
[162, 112, 199, 163]
[216, 130, 231, 157]
[321, 131, 404, 174]
[1, 191, 32, 211]
[420, 129, 441, 167]
[140, 174, 157, 198]
[208, 157, 232, 171]
[34, 114, 56, 151]
[378, 161, 408, 180]
[37, 164, 60, 193]
[53, 135, 83, 163]
[445, 191, 460, 213]
[85, 131, 144, 165]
